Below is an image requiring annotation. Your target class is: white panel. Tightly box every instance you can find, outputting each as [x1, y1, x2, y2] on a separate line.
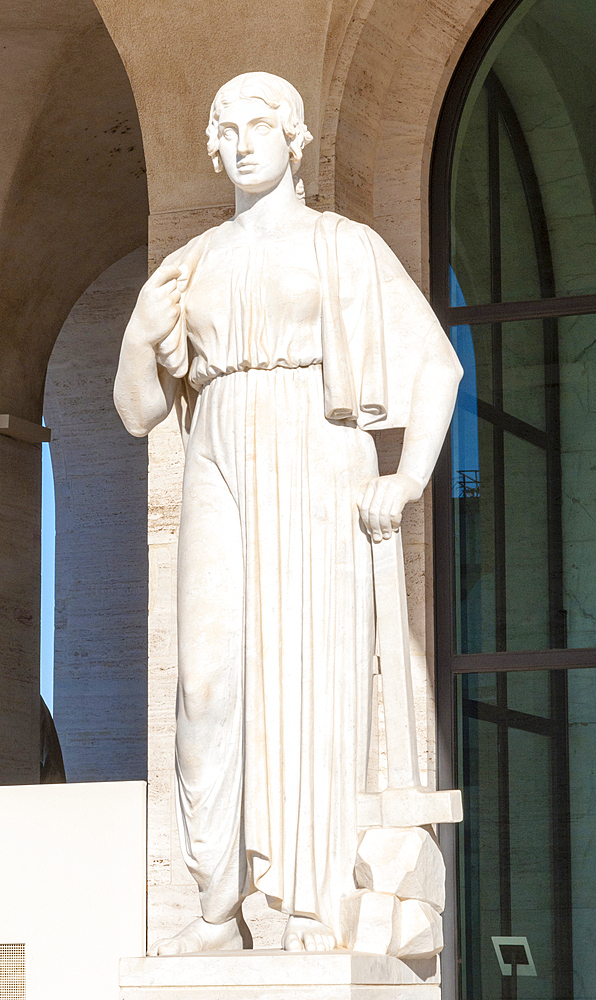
[0, 781, 146, 1000]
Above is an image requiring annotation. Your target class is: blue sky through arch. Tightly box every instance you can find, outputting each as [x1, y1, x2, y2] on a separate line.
[41, 427, 55, 712]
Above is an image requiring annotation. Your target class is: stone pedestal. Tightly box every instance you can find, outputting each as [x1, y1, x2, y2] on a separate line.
[119, 951, 440, 1000]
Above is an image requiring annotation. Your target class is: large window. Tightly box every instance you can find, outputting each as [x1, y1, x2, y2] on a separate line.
[431, 0, 596, 997]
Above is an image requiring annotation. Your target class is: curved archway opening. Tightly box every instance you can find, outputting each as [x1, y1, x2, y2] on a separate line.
[43, 248, 149, 783]
[0, 0, 148, 784]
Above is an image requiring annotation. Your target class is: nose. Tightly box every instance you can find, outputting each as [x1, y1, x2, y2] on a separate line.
[237, 126, 254, 158]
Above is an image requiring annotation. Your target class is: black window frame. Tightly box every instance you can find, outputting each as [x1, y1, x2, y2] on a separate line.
[429, 0, 596, 995]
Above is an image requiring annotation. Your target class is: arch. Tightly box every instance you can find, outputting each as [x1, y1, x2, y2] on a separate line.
[44, 248, 149, 783]
[0, 0, 148, 783]
[334, 0, 493, 279]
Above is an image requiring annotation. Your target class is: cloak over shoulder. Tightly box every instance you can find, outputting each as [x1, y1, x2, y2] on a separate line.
[153, 211, 461, 433]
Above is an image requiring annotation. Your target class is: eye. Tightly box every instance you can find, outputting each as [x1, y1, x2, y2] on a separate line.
[220, 127, 236, 140]
[255, 123, 272, 134]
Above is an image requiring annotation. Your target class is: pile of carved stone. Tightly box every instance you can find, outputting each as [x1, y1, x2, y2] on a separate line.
[341, 827, 445, 959]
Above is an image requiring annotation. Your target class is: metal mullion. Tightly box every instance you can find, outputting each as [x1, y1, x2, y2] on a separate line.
[448, 292, 596, 326]
[543, 315, 566, 649]
[488, 88, 502, 309]
[460, 698, 481, 999]
[496, 673, 512, 1000]
[462, 697, 558, 737]
[493, 422, 507, 652]
[452, 647, 596, 672]
[488, 80, 507, 655]
[549, 671, 573, 997]
[475, 397, 547, 450]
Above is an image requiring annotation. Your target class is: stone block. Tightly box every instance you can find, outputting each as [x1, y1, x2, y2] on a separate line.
[119, 986, 440, 999]
[341, 890, 443, 961]
[357, 787, 463, 828]
[355, 828, 445, 912]
[119, 951, 441, 999]
[340, 889, 400, 955]
[398, 901, 443, 961]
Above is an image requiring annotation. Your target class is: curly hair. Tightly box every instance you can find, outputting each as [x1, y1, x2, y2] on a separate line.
[206, 72, 313, 174]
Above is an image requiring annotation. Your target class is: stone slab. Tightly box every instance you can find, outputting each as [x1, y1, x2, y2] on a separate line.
[119, 952, 440, 990]
[358, 788, 462, 828]
[119, 986, 440, 999]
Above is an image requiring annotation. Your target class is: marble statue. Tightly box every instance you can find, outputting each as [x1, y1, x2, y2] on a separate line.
[114, 72, 463, 959]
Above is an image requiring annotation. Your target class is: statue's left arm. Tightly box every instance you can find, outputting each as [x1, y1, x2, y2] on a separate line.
[358, 333, 462, 541]
[350, 225, 463, 542]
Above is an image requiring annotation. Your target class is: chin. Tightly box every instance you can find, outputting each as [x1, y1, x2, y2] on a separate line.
[236, 178, 277, 194]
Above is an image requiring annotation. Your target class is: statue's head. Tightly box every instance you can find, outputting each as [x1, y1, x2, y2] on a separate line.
[206, 72, 313, 179]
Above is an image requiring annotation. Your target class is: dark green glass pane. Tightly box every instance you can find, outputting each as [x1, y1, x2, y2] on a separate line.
[508, 727, 555, 998]
[499, 117, 542, 304]
[464, 672, 498, 706]
[458, 668, 596, 999]
[507, 670, 550, 716]
[452, 414, 495, 654]
[568, 667, 596, 991]
[502, 318, 546, 430]
[457, 688, 501, 999]
[451, 314, 596, 654]
[504, 432, 549, 651]
[451, 88, 491, 307]
[559, 314, 596, 648]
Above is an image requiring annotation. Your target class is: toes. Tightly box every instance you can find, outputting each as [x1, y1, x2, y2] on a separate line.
[152, 939, 180, 957]
[302, 931, 335, 953]
[284, 933, 304, 953]
[161, 941, 182, 957]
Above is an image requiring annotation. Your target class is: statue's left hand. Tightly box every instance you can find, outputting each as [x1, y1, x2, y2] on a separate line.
[357, 472, 423, 543]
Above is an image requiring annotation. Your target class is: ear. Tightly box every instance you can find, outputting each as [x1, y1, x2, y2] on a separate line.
[212, 153, 223, 174]
[288, 137, 303, 167]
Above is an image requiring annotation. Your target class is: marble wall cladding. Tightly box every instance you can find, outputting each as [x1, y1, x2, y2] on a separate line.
[0, 435, 41, 784]
[44, 247, 149, 783]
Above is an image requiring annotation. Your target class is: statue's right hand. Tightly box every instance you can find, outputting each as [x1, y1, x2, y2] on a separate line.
[129, 263, 189, 347]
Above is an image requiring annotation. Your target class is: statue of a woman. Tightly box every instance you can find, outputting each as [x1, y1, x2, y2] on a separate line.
[114, 72, 462, 957]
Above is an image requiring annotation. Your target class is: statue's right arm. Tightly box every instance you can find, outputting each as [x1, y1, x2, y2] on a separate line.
[114, 264, 184, 437]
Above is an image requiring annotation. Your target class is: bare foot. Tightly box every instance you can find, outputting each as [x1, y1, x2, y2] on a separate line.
[282, 915, 336, 952]
[148, 911, 253, 956]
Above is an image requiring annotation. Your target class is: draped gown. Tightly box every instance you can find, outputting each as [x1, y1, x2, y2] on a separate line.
[152, 213, 461, 939]
[173, 226, 376, 937]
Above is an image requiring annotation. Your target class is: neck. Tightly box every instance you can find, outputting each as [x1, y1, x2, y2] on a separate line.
[233, 165, 303, 235]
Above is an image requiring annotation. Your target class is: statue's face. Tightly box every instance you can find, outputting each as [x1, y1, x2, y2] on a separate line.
[217, 97, 291, 193]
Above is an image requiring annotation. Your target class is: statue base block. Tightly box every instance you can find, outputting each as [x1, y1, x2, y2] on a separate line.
[119, 951, 440, 1000]
[358, 788, 463, 829]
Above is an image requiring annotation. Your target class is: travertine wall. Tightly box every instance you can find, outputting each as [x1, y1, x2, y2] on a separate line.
[44, 248, 149, 783]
